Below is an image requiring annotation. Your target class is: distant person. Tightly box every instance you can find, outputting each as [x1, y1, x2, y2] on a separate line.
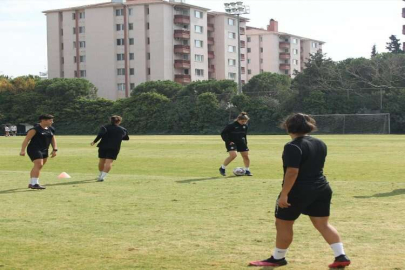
[219, 112, 252, 176]
[11, 125, 17, 136]
[20, 115, 58, 190]
[91, 115, 129, 182]
[5, 125, 10, 137]
[249, 113, 350, 268]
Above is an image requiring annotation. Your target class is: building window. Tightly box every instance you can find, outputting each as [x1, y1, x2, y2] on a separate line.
[129, 23, 133, 30]
[80, 55, 86, 62]
[117, 54, 125, 61]
[293, 59, 299, 65]
[195, 25, 203, 34]
[260, 69, 264, 73]
[73, 41, 76, 48]
[228, 59, 236, 66]
[72, 13, 76, 20]
[79, 41, 86, 48]
[73, 27, 76, 34]
[195, 40, 203, 48]
[293, 49, 298, 55]
[285, 70, 289, 75]
[129, 8, 133, 16]
[148, 68, 151, 75]
[61, 57, 64, 64]
[248, 69, 252, 75]
[130, 83, 135, 89]
[228, 72, 236, 79]
[228, 32, 236, 39]
[228, 18, 235, 26]
[79, 26, 85, 33]
[80, 70, 86, 77]
[117, 83, 126, 91]
[117, 68, 125, 75]
[260, 47, 263, 53]
[116, 9, 124, 16]
[293, 38, 298, 44]
[130, 68, 135, 75]
[247, 37, 251, 42]
[195, 10, 203, 19]
[228, 45, 236, 53]
[147, 37, 150, 44]
[79, 12, 85, 19]
[195, 54, 204, 62]
[259, 36, 263, 42]
[147, 53, 150, 60]
[247, 59, 251, 64]
[61, 43, 64, 50]
[129, 53, 134, 60]
[312, 42, 318, 48]
[195, 69, 204, 76]
[247, 48, 251, 53]
[116, 24, 124, 31]
[117, 39, 125, 46]
[60, 29, 63, 36]
[129, 38, 134, 45]
[260, 58, 263, 63]
[74, 56, 77, 63]
[147, 23, 150, 29]
[74, 71, 78, 77]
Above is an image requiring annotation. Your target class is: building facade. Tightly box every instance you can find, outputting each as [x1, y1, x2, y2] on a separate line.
[44, 0, 323, 100]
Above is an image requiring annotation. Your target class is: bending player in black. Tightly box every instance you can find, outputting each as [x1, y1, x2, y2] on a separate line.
[20, 114, 58, 190]
[219, 112, 252, 176]
[91, 115, 129, 182]
[249, 113, 350, 268]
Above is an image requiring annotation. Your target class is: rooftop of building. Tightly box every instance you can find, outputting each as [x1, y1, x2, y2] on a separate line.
[246, 25, 325, 44]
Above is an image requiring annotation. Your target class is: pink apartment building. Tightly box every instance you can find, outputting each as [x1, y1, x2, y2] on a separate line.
[44, 0, 323, 100]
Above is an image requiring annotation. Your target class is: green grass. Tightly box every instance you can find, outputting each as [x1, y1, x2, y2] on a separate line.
[0, 135, 404, 270]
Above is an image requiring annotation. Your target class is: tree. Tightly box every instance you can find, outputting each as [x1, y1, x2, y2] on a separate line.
[242, 72, 291, 97]
[131, 80, 183, 99]
[371, 44, 377, 57]
[386, 35, 404, 54]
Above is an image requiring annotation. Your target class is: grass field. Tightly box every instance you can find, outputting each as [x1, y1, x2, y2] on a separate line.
[0, 135, 404, 270]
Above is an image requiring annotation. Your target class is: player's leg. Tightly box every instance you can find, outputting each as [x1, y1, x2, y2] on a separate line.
[97, 158, 106, 179]
[240, 151, 252, 176]
[29, 158, 46, 189]
[98, 158, 114, 181]
[219, 150, 237, 176]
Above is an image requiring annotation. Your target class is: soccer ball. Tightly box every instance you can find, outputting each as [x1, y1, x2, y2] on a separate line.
[233, 167, 246, 176]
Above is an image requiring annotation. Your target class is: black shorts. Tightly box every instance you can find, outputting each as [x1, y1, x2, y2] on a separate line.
[98, 148, 120, 160]
[225, 142, 249, 152]
[27, 148, 49, 161]
[275, 183, 332, 221]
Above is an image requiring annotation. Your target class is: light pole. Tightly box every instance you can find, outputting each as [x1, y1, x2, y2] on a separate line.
[224, 2, 250, 95]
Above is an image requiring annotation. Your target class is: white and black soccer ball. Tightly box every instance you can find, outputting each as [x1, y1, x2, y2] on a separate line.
[233, 167, 246, 176]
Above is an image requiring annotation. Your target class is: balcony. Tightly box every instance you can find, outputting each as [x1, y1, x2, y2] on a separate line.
[208, 51, 215, 59]
[279, 42, 290, 49]
[279, 64, 291, 70]
[209, 65, 215, 73]
[240, 54, 245, 61]
[403, 8, 405, 18]
[241, 67, 246, 74]
[174, 45, 190, 54]
[403, 25, 405, 35]
[240, 27, 245, 35]
[208, 37, 215, 45]
[174, 60, 191, 69]
[174, 15, 190, 24]
[174, 30, 190, 39]
[240, 41, 246, 48]
[174, 74, 191, 84]
[208, 23, 215, 32]
[279, 53, 291, 60]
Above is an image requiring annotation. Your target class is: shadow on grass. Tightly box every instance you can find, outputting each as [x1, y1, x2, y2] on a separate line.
[176, 176, 238, 184]
[354, 189, 405, 199]
[0, 179, 97, 195]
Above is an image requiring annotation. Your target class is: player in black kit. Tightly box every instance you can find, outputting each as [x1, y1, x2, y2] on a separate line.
[219, 112, 252, 176]
[20, 114, 58, 190]
[91, 115, 129, 182]
[249, 113, 350, 268]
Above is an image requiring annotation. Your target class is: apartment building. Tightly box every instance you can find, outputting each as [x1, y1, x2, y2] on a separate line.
[44, 0, 324, 100]
[246, 19, 324, 79]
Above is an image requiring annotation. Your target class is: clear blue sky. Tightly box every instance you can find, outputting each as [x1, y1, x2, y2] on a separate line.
[0, 0, 403, 77]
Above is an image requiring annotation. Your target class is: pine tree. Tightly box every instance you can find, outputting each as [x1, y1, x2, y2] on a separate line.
[371, 44, 377, 57]
[386, 35, 404, 54]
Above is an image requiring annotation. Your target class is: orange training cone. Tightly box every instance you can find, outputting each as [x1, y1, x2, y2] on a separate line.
[58, 172, 71, 179]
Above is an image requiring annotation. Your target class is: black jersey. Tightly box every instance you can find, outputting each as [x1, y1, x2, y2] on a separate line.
[27, 124, 55, 151]
[221, 121, 248, 145]
[282, 136, 328, 187]
[94, 124, 129, 150]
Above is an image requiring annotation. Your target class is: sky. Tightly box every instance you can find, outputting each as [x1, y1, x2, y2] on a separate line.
[0, 0, 403, 77]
